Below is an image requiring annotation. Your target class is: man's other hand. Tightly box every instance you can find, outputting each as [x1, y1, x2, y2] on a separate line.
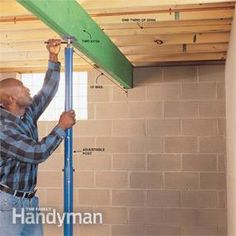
[58, 110, 76, 130]
[46, 39, 61, 62]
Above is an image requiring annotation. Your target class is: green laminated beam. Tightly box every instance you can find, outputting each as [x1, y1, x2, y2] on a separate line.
[17, 0, 133, 88]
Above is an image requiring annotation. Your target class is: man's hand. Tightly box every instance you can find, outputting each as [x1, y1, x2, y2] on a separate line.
[58, 110, 76, 130]
[46, 39, 61, 62]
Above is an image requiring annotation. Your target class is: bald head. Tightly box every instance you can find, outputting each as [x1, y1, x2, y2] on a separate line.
[0, 78, 32, 111]
[0, 78, 22, 88]
[0, 78, 22, 105]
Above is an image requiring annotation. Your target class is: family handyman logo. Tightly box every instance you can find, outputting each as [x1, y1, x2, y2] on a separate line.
[12, 208, 103, 227]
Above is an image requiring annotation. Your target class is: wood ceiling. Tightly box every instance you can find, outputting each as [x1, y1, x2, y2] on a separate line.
[0, 0, 235, 73]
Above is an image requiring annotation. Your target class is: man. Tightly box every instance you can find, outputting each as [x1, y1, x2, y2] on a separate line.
[0, 39, 76, 235]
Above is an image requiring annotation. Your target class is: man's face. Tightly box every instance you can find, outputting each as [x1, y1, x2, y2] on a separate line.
[13, 81, 33, 107]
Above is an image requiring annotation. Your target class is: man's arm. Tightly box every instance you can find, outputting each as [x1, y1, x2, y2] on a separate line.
[28, 39, 61, 121]
[0, 126, 65, 164]
[0, 110, 76, 164]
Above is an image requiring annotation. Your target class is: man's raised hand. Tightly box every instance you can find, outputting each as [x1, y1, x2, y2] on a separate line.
[46, 39, 61, 62]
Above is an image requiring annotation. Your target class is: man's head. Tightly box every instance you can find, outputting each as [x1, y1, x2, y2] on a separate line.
[0, 78, 33, 112]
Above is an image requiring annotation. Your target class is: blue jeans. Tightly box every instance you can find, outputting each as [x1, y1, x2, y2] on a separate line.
[0, 190, 43, 236]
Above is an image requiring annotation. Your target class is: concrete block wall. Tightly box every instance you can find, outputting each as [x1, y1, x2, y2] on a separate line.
[37, 65, 226, 236]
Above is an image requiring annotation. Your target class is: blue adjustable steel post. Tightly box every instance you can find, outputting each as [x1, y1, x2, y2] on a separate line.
[64, 37, 74, 236]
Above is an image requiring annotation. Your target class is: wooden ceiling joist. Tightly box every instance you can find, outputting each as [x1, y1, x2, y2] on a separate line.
[112, 32, 230, 46]
[0, 0, 235, 73]
[99, 19, 233, 30]
[119, 43, 228, 55]
[0, 58, 90, 66]
[0, 24, 230, 42]
[0, 51, 90, 62]
[1, 2, 234, 23]
[0, 42, 228, 55]
[1, 1, 235, 17]
[105, 25, 231, 36]
[0, 43, 50, 53]
[0, 30, 59, 43]
[89, 3, 235, 17]
[0, 19, 232, 31]
[79, 0, 236, 11]
[0, 65, 93, 73]
[130, 52, 226, 64]
[132, 60, 225, 67]
[92, 9, 234, 24]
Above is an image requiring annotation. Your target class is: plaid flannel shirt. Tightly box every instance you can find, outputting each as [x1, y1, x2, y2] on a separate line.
[0, 61, 65, 192]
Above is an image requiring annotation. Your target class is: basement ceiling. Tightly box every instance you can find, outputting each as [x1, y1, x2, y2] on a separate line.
[0, 0, 235, 73]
